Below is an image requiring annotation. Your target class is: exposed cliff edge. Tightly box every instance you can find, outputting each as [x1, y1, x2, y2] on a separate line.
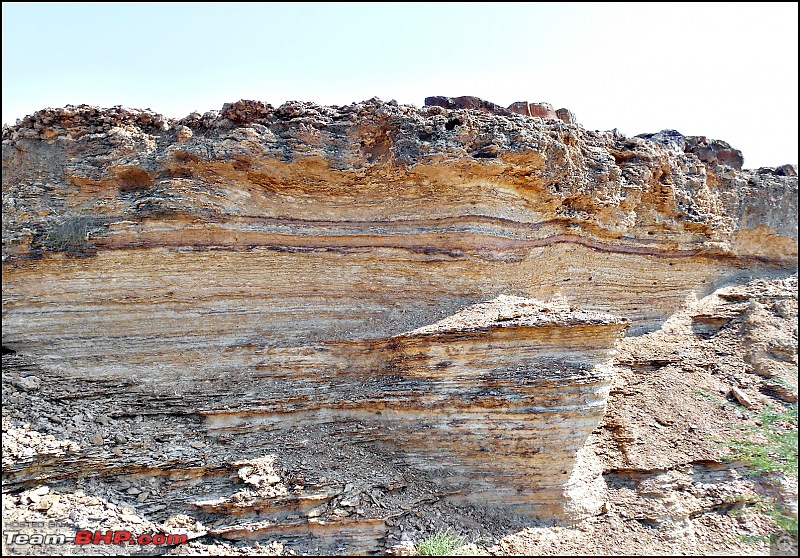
[1, 97, 797, 555]
[2, 99, 797, 267]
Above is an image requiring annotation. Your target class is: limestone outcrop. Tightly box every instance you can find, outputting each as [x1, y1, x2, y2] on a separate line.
[1, 96, 797, 554]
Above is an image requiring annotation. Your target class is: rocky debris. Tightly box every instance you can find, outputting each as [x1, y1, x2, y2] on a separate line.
[3, 104, 169, 141]
[2, 419, 81, 464]
[604, 274, 797, 470]
[237, 457, 282, 488]
[384, 540, 416, 556]
[424, 95, 513, 115]
[426, 95, 575, 123]
[168, 539, 289, 556]
[0, 487, 206, 556]
[220, 100, 274, 125]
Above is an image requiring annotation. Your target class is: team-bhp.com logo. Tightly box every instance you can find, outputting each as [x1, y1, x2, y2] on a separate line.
[4, 530, 188, 546]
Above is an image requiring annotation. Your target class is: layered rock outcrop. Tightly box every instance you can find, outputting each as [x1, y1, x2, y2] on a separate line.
[1, 96, 797, 553]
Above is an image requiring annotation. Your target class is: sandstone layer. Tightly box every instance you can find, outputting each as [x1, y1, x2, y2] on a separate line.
[2, 275, 796, 556]
[1, 97, 798, 554]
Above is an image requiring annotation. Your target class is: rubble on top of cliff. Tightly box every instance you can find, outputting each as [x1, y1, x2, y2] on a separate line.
[637, 129, 745, 170]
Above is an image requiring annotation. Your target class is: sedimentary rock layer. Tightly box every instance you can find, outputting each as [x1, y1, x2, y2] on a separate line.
[200, 296, 628, 518]
[1, 97, 797, 538]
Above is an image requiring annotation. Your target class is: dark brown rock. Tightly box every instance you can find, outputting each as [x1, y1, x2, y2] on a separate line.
[528, 102, 557, 119]
[424, 95, 512, 115]
[507, 101, 532, 116]
[684, 135, 745, 170]
[774, 163, 797, 177]
[556, 107, 576, 124]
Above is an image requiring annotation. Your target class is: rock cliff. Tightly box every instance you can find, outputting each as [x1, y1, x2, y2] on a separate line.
[1, 97, 797, 555]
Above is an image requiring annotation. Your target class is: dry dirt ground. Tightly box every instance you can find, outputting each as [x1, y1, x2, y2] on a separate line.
[2, 274, 797, 556]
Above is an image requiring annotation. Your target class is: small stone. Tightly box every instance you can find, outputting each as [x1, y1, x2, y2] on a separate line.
[386, 540, 416, 556]
[730, 387, 754, 409]
[97, 415, 112, 426]
[137, 491, 149, 503]
[114, 433, 127, 444]
[34, 420, 50, 431]
[190, 441, 205, 449]
[91, 432, 104, 446]
[111, 447, 124, 457]
[556, 108, 576, 124]
[46, 501, 67, 517]
[12, 376, 41, 392]
[28, 486, 50, 503]
[126, 487, 141, 495]
[762, 382, 798, 403]
[34, 497, 53, 511]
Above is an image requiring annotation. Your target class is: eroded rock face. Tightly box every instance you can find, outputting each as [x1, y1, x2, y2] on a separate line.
[1, 96, 797, 552]
[2, 99, 796, 329]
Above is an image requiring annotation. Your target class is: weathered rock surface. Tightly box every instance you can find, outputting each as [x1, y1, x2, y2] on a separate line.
[2, 274, 796, 556]
[1, 96, 797, 554]
[2, 294, 627, 551]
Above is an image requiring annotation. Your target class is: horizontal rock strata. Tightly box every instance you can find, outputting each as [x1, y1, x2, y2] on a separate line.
[202, 296, 627, 517]
[1, 97, 797, 551]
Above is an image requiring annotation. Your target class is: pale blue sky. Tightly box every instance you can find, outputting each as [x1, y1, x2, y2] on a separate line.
[2, 2, 797, 167]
